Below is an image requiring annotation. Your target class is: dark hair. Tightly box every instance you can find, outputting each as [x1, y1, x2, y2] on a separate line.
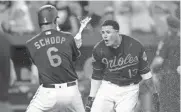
[167, 15, 180, 29]
[102, 20, 119, 30]
[78, 1, 89, 8]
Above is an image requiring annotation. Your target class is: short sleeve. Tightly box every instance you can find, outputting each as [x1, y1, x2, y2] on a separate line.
[91, 47, 105, 80]
[70, 35, 81, 61]
[25, 44, 35, 64]
[138, 46, 150, 75]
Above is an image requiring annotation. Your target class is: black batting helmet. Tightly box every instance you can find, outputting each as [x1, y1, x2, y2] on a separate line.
[38, 5, 58, 26]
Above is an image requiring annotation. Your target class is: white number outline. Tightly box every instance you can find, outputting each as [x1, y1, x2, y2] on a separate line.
[47, 47, 62, 67]
[128, 69, 138, 78]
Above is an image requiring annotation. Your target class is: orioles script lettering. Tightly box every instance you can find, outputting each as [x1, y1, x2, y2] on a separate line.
[102, 54, 139, 72]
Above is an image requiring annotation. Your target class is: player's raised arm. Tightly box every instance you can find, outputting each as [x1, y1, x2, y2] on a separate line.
[74, 17, 91, 49]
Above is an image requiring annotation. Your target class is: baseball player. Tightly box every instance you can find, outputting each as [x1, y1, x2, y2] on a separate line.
[0, 32, 14, 112]
[151, 15, 180, 112]
[85, 20, 155, 112]
[25, 5, 91, 112]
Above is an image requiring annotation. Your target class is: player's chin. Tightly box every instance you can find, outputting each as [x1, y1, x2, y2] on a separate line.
[104, 42, 111, 46]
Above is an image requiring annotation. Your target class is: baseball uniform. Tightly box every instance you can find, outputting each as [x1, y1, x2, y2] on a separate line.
[158, 34, 180, 112]
[0, 32, 12, 112]
[25, 29, 85, 112]
[91, 34, 150, 112]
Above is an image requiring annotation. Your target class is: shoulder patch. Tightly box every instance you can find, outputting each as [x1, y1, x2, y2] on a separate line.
[142, 51, 147, 61]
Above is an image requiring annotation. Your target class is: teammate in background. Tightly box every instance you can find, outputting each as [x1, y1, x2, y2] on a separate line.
[0, 31, 17, 112]
[151, 15, 180, 112]
[25, 5, 91, 112]
[85, 20, 157, 112]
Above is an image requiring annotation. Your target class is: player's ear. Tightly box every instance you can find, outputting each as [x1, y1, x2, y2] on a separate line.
[54, 17, 60, 31]
[54, 16, 59, 25]
[114, 30, 119, 34]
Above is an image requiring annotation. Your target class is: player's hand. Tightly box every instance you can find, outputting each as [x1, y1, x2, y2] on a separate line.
[74, 16, 91, 41]
[85, 96, 95, 112]
[79, 16, 92, 33]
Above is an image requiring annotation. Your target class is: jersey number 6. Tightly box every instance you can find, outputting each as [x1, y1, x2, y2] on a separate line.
[47, 47, 62, 67]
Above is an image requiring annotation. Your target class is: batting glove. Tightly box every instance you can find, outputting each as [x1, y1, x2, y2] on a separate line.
[85, 96, 95, 112]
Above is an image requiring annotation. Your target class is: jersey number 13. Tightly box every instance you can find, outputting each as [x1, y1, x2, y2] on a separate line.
[47, 47, 62, 67]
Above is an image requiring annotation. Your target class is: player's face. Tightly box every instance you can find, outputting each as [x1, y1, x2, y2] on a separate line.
[101, 25, 118, 47]
[168, 26, 179, 35]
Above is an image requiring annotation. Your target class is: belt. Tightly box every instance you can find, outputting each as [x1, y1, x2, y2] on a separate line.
[105, 79, 139, 87]
[42, 81, 76, 88]
[112, 82, 138, 86]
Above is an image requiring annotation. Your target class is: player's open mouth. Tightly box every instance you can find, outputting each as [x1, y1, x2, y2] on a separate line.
[104, 40, 108, 43]
[104, 40, 109, 45]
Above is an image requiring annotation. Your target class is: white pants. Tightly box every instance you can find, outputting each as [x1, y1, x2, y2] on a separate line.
[26, 81, 85, 112]
[91, 80, 139, 112]
[0, 101, 12, 112]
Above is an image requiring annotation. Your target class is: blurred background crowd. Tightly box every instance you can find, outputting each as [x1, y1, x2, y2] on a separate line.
[0, 1, 180, 112]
